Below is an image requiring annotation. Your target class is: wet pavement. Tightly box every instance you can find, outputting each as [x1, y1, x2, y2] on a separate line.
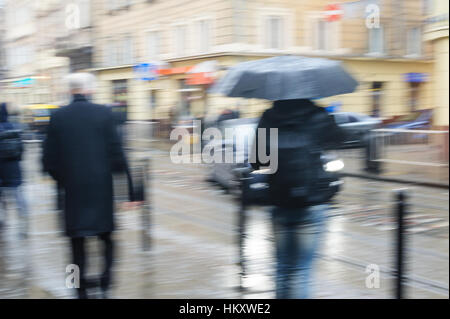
[0, 142, 448, 299]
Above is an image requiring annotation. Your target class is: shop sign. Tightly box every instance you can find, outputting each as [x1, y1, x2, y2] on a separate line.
[133, 63, 159, 81]
[404, 73, 429, 83]
[12, 78, 35, 88]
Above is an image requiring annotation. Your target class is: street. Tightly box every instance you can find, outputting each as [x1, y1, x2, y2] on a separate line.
[0, 142, 448, 299]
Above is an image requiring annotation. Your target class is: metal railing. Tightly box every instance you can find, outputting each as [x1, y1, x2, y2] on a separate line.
[235, 170, 449, 298]
[369, 128, 449, 168]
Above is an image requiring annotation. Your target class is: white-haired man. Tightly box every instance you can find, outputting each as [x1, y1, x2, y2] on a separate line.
[43, 73, 137, 299]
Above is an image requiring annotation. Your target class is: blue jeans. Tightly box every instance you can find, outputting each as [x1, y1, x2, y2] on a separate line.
[0, 186, 28, 223]
[272, 204, 327, 299]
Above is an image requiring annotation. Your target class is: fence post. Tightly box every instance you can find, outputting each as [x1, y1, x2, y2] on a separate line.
[395, 189, 408, 299]
[238, 192, 246, 291]
[141, 158, 151, 251]
[234, 168, 247, 292]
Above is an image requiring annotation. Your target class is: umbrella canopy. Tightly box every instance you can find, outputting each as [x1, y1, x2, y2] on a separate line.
[210, 55, 358, 100]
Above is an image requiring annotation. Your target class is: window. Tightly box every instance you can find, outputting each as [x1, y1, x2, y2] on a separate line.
[265, 15, 285, 49]
[7, 45, 34, 68]
[112, 79, 128, 119]
[108, 0, 130, 11]
[315, 20, 327, 50]
[105, 36, 134, 66]
[79, 0, 91, 28]
[196, 20, 211, 53]
[406, 27, 422, 56]
[312, 19, 337, 51]
[146, 31, 160, 60]
[104, 40, 119, 66]
[108, 0, 117, 11]
[122, 36, 134, 64]
[422, 0, 433, 15]
[175, 25, 187, 56]
[368, 26, 384, 54]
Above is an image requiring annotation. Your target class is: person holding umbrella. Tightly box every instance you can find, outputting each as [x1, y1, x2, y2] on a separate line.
[212, 56, 357, 299]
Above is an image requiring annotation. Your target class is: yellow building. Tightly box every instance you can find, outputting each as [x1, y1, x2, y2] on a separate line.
[90, 0, 439, 128]
[1, 0, 445, 127]
[423, 0, 449, 128]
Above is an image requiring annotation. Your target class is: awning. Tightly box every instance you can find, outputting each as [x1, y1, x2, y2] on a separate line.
[185, 72, 215, 85]
[185, 60, 218, 85]
[404, 73, 429, 83]
[157, 66, 193, 76]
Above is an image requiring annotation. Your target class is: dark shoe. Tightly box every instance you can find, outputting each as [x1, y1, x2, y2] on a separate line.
[76, 288, 88, 299]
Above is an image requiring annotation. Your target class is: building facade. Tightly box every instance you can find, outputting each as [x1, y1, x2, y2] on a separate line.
[0, 0, 447, 127]
[423, 0, 449, 128]
[91, 0, 439, 125]
[1, 0, 72, 109]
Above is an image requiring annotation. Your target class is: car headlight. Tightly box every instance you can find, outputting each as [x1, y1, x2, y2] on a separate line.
[324, 159, 344, 172]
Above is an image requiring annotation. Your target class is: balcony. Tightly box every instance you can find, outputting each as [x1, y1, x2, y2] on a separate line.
[55, 29, 93, 72]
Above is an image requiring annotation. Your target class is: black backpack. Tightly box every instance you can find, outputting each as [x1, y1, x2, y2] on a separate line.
[0, 129, 23, 160]
[267, 114, 341, 208]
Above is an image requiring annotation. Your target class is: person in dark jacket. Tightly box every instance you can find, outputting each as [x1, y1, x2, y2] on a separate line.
[0, 103, 28, 237]
[42, 73, 138, 299]
[252, 99, 345, 299]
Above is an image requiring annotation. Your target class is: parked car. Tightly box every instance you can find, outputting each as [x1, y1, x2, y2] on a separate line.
[378, 109, 434, 145]
[331, 112, 382, 149]
[208, 118, 258, 189]
[208, 117, 348, 190]
[383, 109, 433, 130]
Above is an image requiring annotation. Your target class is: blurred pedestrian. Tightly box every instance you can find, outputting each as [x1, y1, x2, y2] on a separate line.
[252, 99, 345, 299]
[42, 73, 138, 299]
[0, 102, 28, 238]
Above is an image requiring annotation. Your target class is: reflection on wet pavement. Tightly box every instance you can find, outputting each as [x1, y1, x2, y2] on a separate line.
[0, 144, 448, 299]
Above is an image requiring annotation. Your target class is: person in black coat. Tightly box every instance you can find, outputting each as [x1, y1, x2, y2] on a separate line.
[251, 99, 345, 299]
[0, 102, 28, 236]
[42, 73, 137, 299]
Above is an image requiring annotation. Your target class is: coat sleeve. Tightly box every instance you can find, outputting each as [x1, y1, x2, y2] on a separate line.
[42, 113, 60, 182]
[316, 109, 347, 150]
[105, 109, 135, 201]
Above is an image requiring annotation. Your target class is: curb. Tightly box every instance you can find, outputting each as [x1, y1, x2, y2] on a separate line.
[342, 172, 449, 189]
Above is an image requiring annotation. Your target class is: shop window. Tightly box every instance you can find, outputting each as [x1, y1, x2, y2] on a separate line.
[149, 90, 158, 119]
[112, 80, 128, 121]
[371, 82, 384, 118]
[409, 82, 421, 112]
